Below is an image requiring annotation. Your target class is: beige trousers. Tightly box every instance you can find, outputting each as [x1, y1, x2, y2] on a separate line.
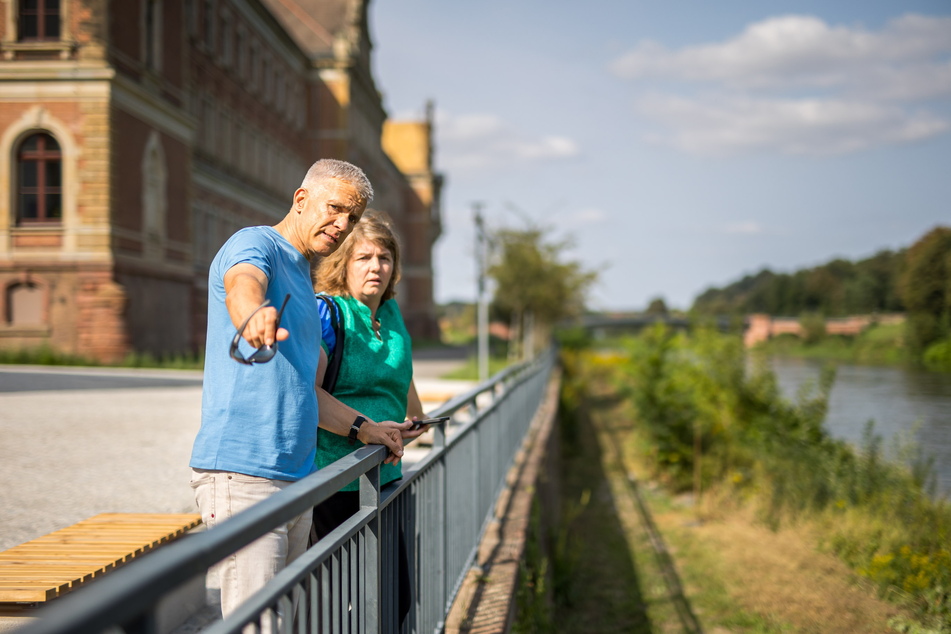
[190, 468, 312, 625]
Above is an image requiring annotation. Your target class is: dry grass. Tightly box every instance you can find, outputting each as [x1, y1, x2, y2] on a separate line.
[568, 379, 912, 633]
[657, 507, 905, 633]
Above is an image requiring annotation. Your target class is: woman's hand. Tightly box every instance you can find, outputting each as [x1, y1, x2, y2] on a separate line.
[365, 420, 414, 464]
[400, 417, 429, 442]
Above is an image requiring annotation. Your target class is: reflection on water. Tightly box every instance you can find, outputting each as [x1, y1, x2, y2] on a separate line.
[769, 358, 951, 497]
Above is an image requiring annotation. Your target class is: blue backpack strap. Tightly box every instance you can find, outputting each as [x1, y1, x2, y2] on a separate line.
[316, 294, 345, 393]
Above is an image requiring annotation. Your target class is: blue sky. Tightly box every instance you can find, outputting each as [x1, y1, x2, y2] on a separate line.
[369, 1, 951, 311]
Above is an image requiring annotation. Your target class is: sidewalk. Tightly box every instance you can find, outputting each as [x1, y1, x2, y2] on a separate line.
[0, 357, 473, 553]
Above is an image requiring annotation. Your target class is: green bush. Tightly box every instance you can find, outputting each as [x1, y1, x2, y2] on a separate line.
[799, 312, 828, 344]
[614, 326, 951, 628]
[923, 338, 951, 372]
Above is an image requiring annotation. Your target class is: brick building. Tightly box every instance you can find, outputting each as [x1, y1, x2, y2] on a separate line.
[0, 0, 442, 362]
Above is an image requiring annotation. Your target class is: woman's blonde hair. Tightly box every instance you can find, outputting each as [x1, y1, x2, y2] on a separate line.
[313, 209, 402, 301]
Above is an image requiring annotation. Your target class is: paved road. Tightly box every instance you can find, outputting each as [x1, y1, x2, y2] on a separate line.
[0, 358, 471, 552]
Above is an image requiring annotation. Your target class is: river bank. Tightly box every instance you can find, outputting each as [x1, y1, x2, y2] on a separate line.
[752, 322, 910, 366]
[551, 333, 951, 632]
[753, 321, 951, 374]
[769, 357, 951, 498]
[517, 361, 909, 633]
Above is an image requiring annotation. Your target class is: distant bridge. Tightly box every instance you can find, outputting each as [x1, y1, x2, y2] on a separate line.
[579, 313, 905, 347]
[580, 314, 739, 337]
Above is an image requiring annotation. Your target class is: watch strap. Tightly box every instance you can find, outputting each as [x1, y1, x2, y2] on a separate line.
[348, 415, 367, 444]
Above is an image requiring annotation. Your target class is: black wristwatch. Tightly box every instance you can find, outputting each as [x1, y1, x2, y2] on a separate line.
[348, 416, 367, 444]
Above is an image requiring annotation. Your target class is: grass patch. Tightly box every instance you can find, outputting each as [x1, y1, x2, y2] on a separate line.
[0, 346, 100, 366]
[440, 355, 511, 380]
[117, 351, 204, 370]
[0, 345, 204, 370]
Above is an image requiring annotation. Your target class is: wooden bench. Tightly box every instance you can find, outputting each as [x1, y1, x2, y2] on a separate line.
[0, 513, 201, 603]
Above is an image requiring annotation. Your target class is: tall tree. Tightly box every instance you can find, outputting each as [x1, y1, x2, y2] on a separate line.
[488, 225, 596, 355]
[900, 226, 951, 352]
[692, 248, 906, 317]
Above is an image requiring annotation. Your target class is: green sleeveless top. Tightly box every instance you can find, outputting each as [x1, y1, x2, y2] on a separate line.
[316, 295, 413, 490]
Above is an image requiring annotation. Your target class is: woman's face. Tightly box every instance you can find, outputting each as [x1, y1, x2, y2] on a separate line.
[347, 239, 394, 307]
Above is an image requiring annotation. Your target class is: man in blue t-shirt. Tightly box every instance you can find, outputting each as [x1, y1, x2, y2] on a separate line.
[189, 159, 412, 620]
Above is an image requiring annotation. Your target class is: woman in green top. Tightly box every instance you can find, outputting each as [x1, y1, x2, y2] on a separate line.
[312, 210, 427, 537]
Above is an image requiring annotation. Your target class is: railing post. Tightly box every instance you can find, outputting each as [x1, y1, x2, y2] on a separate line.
[360, 463, 381, 633]
[435, 435, 448, 633]
[433, 417, 446, 449]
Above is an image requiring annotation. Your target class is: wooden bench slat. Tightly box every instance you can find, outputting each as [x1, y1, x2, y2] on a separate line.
[0, 579, 71, 601]
[4, 545, 148, 554]
[26, 537, 163, 545]
[0, 588, 58, 602]
[0, 570, 98, 579]
[0, 513, 200, 604]
[0, 573, 94, 584]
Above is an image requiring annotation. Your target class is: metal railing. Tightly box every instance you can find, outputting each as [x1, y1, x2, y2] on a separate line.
[19, 348, 556, 634]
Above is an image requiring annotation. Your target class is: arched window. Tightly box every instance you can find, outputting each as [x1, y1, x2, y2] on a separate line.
[19, 0, 61, 41]
[17, 133, 62, 225]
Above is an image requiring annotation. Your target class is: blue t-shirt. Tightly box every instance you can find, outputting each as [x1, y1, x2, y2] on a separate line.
[190, 226, 321, 481]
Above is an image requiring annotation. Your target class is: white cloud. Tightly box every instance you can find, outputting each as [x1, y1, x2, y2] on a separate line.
[577, 207, 608, 223]
[610, 14, 951, 156]
[723, 222, 765, 235]
[434, 110, 580, 173]
[611, 14, 951, 95]
[637, 93, 949, 156]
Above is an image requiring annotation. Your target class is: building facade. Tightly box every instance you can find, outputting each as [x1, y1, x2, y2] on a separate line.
[0, 0, 441, 362]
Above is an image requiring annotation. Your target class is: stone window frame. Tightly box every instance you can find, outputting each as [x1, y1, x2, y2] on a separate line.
[249, 38, 261, 93]
[219, 7, 232, 68]
[142, 0, 163, 73]
[17, 0, 60, 41]
[0, 107, 78, 251]
[184, 0, 197, 39]
[1, 0, 74, 59]
[235, 24, 247, 80]
[261, 54, 271, 104]
[15, 132, 61, 225]
[202, 0, 216, 54]
[276, 68, 286, 117]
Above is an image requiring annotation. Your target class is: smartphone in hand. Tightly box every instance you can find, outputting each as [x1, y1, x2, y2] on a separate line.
[411, 416, 450, 431]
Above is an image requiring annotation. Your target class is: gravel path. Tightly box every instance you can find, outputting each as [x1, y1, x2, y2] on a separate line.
[0, 368, 203, 551]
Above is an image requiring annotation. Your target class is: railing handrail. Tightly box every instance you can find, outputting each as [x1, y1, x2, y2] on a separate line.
[18, 349, 556, 634]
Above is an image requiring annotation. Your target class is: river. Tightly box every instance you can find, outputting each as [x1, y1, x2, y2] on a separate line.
[769, 358, 951, 498]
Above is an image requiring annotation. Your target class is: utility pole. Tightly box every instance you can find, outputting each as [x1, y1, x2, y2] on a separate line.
[474, 203, 489, 382]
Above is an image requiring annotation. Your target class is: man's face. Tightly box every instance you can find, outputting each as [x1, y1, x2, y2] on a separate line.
[294, 178, 366, 258]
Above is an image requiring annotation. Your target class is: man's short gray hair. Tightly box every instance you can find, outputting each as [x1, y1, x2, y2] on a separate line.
[300, 159, 374, 203]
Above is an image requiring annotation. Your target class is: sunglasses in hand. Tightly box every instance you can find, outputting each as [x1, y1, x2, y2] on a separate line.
[229, 294, 291, 365]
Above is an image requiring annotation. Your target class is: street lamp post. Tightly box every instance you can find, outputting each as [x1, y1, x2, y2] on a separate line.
[474, 203, 489, 382]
